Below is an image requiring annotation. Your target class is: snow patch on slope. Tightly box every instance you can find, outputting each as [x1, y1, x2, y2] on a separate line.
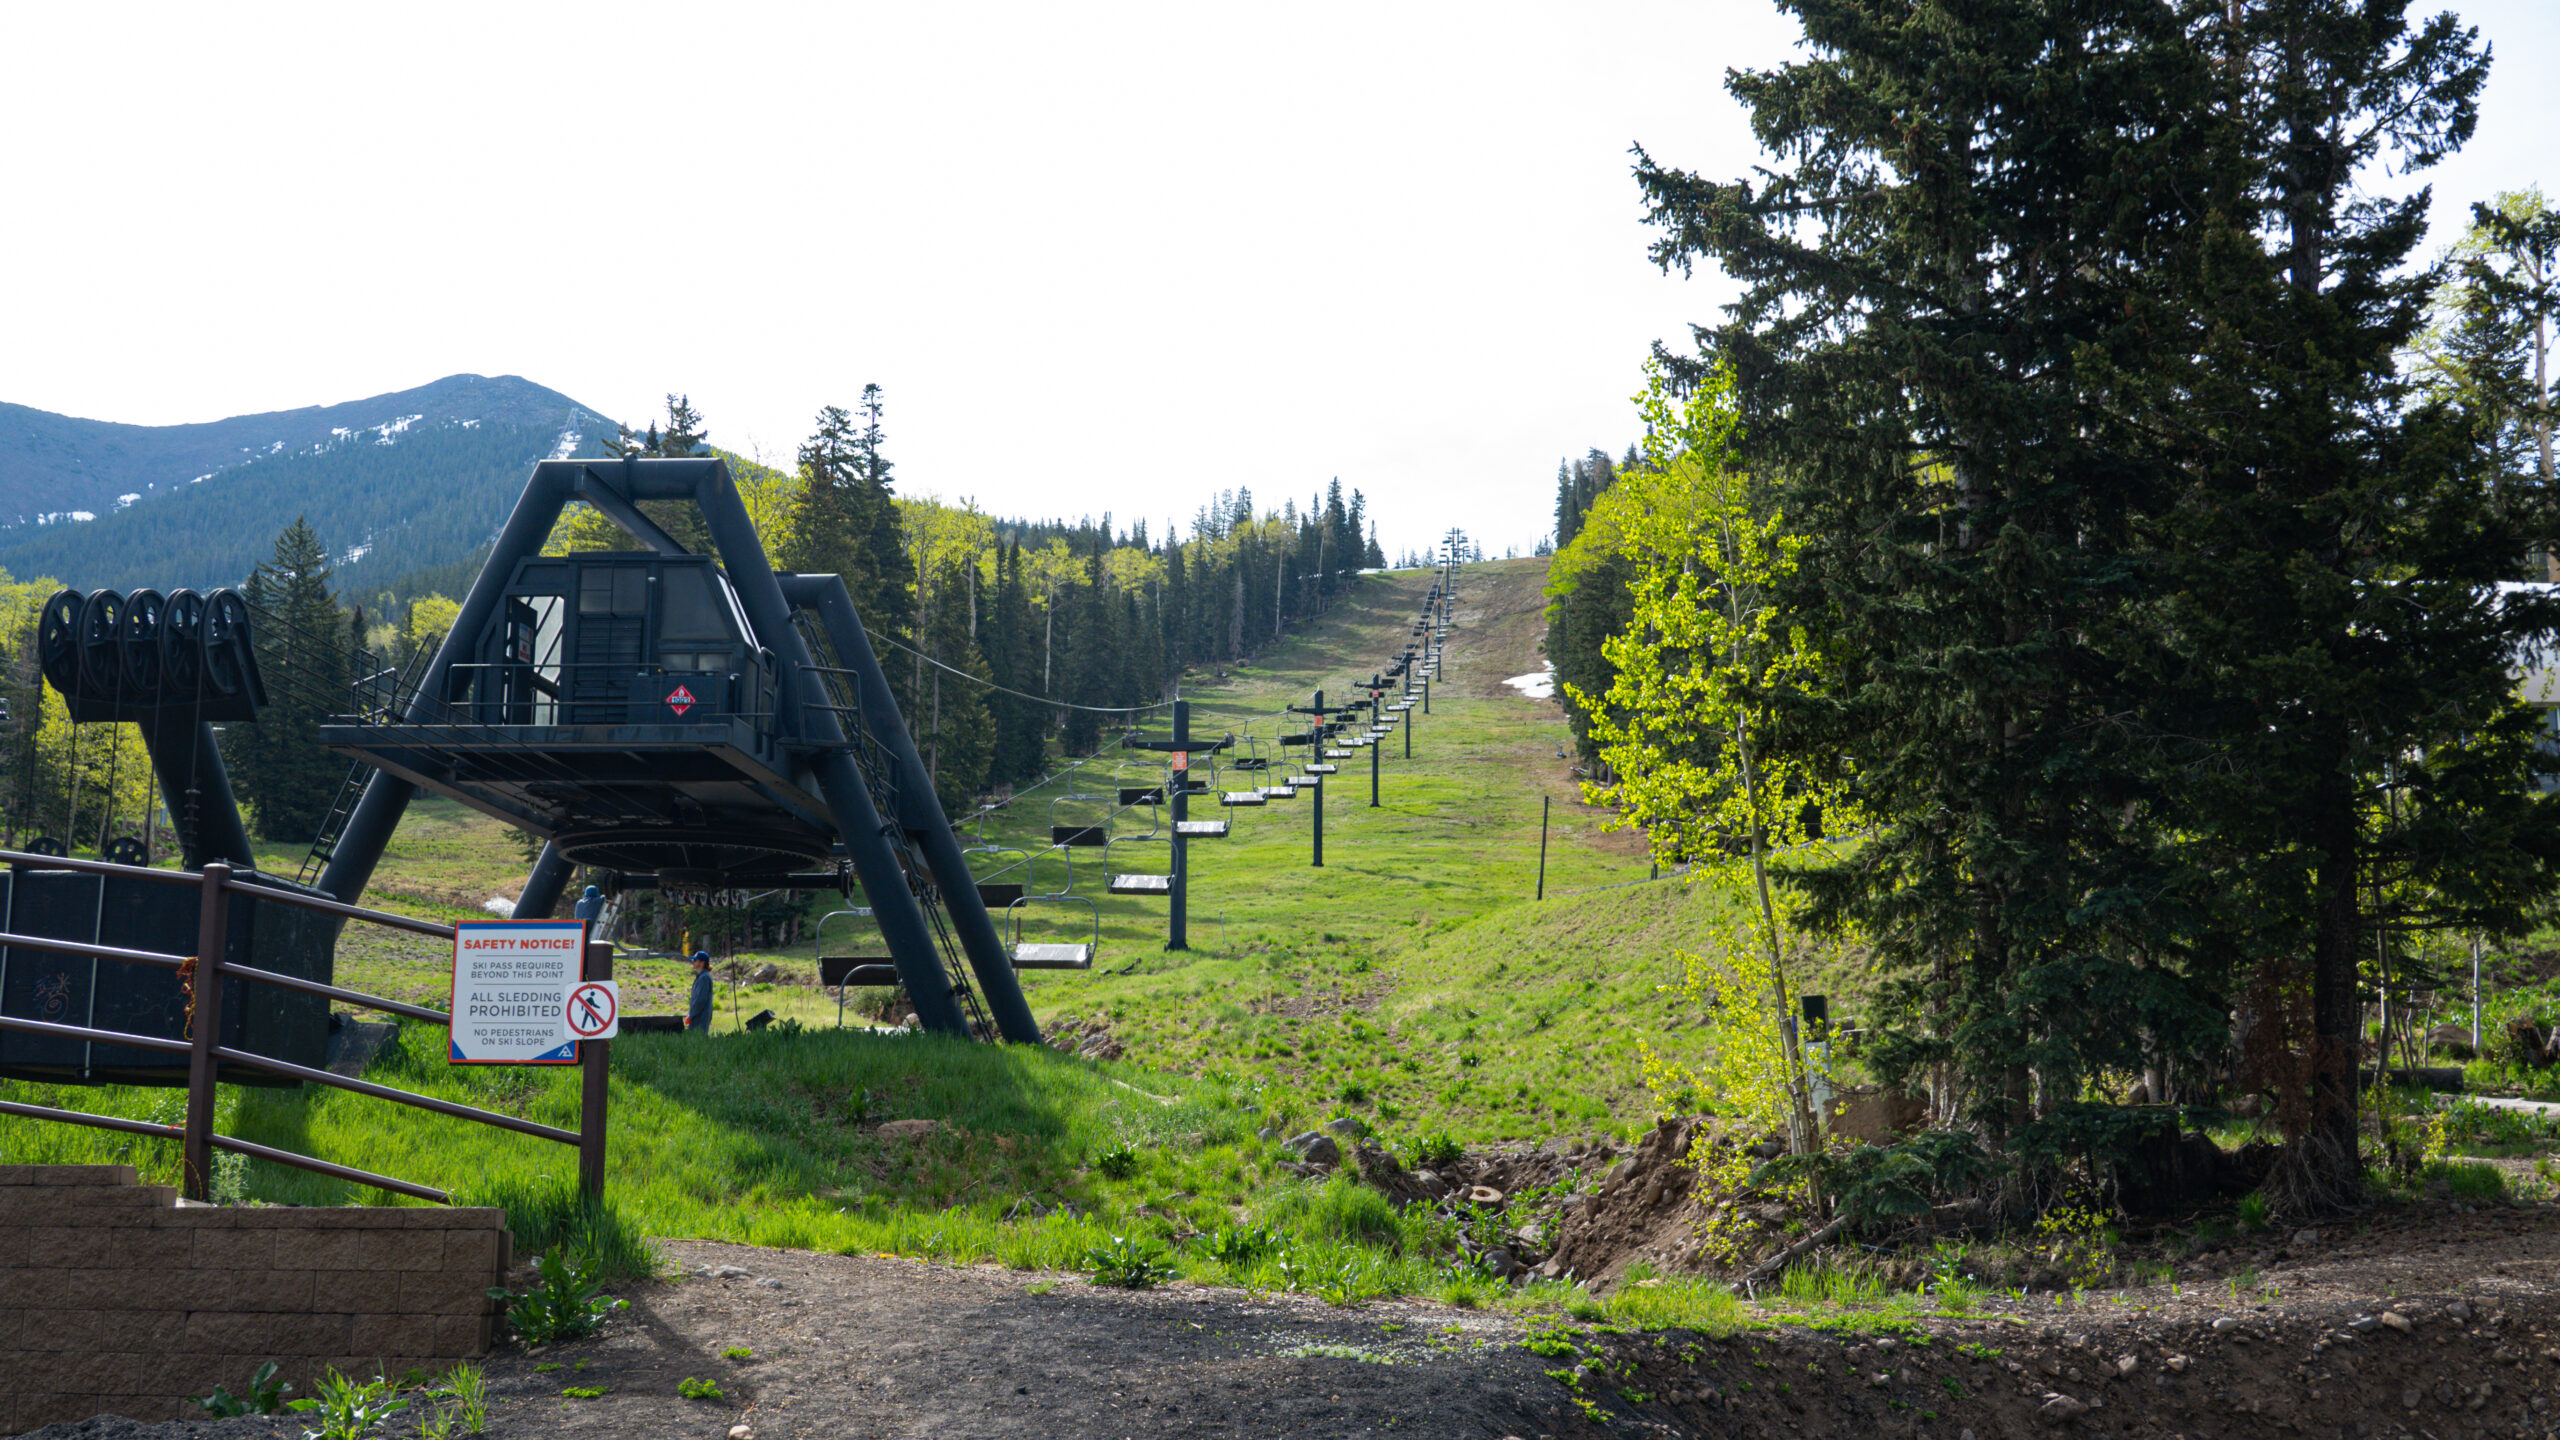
[1503, 664, 1555, 701]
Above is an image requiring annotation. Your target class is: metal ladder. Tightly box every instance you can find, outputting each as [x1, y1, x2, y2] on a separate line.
[297, 646, 432, 886]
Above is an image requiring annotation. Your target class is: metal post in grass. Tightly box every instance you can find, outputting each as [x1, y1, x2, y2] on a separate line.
[1312, 689, 1324, 869]
[182, 862, 231, 1202]
[1370, 705, 1381, 807]
[580, 940, 612, 1199]
[1535, 796, 1550, 901]
[1169, 699, 1190, 953]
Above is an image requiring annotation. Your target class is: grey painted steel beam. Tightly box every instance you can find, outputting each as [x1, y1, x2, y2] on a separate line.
[696, 480, 972, 1038]
[317, 456, 577, 903]
[781, 574, 1040, 1044]
[512, 841, 576, 921]
[138, 713, 255, 870]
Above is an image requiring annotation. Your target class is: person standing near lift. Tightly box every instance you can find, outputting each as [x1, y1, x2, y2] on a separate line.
[687, 950, 715, 1034]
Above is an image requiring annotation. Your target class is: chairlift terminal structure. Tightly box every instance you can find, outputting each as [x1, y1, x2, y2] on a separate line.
[313, 456, 1040, 1044]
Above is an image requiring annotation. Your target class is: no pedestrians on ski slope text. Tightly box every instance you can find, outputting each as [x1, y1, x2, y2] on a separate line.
[449, 920, 588, 1064]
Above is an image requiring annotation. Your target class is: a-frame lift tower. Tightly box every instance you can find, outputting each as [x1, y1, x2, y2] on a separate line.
[313, 456, 1038, 1044]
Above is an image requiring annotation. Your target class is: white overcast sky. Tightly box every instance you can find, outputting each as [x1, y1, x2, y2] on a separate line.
[3, 2, 2553, 560]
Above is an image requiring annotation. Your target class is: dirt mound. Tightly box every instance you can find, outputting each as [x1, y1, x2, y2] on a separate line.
[1537, 1116, 1720, 1287]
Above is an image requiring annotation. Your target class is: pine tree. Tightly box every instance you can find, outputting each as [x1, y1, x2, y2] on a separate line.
[784, 394, 916, 718]
[918, 559, 996, 814]
[2141, 0, 2557, 1207]
[1632, 0, 2251, 1144]
[656, 395, 709, 456]
[983, 541, 1047, 784]
[233, 517, 348, 841]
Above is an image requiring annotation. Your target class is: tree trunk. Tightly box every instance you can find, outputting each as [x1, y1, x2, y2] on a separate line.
[2296, 770, 2367, 1208]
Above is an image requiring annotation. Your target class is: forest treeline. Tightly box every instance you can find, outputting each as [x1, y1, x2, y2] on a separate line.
[1542, 0, 2560, 1221]
[0, 386, 1401, 849]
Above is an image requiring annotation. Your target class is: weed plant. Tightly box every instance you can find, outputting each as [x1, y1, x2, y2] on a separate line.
[288, 1369, 409, 1440]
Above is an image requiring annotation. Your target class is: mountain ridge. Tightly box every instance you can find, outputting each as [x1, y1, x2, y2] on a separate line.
[0, 375, 618, 596]
[0, 373, 608, 522]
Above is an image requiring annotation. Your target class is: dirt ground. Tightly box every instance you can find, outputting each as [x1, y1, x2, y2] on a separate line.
[18, 1210, 2560, 1440]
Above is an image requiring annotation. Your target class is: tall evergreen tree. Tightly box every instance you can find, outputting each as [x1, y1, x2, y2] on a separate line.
[233, 517, 348, 841]
[982, 541, 1048, 784]
[918, 559, 996, 814]
[2143, 0, 2560, 1206]
[1633, 0, 2249, 1146]
[784, 393, 916, 718]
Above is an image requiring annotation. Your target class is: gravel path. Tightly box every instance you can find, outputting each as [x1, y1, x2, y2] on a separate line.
[17, 1206, 2560, 1439]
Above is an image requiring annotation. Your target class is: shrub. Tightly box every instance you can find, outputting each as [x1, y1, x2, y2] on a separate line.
[1085, 1234, 1177, 1289]
[1410, 1131, 1465, 1169]
[488, 1249, 629, 1345]
[1200, 1223, 1286, 1266]
[286, 1369, 408, 1440]
[1092, 1142, 1142, 1180]
[2428, 1158, 2509, 1203]
[679, 1377, 725, 1400]
[187, 1360, 291, 1417]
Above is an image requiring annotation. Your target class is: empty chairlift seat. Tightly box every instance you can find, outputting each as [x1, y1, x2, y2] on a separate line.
[1008, 892, 1098, 970]
[1104, 835, 1173, 896]
[1174, 819, 1229, 838]
[814, 909, 904, 1028]
[1049, 792, 1112, 847]
[1219, 790, 1267, 807]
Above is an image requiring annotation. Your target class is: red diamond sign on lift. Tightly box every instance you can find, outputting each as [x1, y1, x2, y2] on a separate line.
[665, 684, 696, 716]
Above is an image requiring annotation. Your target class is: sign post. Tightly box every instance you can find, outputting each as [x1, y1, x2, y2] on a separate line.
[578, 941, 613, 1198]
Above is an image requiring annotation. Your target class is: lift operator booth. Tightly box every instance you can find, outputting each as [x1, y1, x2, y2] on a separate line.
[314, 456, 1039, 1044]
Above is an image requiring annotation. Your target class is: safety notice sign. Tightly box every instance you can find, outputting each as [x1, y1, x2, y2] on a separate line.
[449, 920, 587, 1064]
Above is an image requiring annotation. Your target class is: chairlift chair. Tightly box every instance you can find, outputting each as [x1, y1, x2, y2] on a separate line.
[1049, 789, 1113, 848]
[1008, 891, 1099, 969]
[815, 908, 901, 1027]
[1103, 833, 1175, 897]
[963, 842, 1034, 916]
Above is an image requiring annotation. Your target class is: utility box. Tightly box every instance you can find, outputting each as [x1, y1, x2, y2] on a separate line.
[0, 868, 331, 1086]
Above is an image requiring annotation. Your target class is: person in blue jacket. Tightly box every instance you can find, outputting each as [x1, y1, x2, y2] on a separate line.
[573, 884, 604, 926]
[687, 951, 715, 1034]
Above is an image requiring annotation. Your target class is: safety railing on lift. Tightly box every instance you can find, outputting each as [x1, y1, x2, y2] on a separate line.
[0, 852, 611, 1206]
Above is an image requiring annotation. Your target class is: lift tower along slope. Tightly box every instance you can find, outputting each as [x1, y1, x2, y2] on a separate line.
[311, 455, 1038, 1044]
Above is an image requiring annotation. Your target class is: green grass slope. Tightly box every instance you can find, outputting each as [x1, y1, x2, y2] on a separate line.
[0, 557, 1761, 1315]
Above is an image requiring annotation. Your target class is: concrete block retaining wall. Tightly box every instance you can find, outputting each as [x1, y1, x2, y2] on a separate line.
[0, 1163, 510, 1430]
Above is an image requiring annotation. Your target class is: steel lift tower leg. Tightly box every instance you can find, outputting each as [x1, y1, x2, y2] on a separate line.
[318, 465, 573, 907]
[780, 575, 1041, 1044]
[512, 843, 577, 922]
[694, 487, 974, 1038]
